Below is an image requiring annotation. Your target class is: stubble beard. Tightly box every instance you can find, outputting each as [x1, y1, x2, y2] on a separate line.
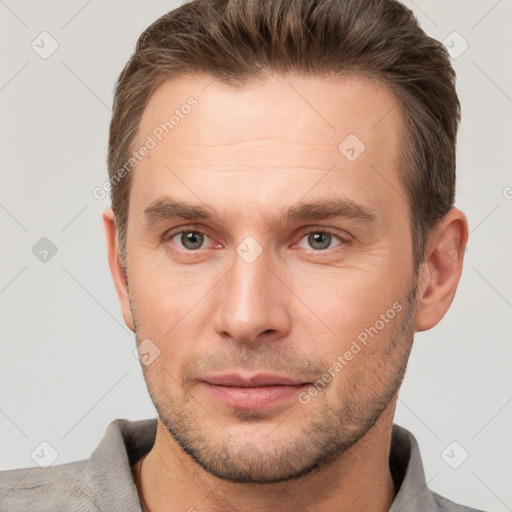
[131, 278, 418, 484]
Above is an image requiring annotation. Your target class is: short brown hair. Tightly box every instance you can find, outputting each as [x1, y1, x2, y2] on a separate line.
[108, 0, 460, 270]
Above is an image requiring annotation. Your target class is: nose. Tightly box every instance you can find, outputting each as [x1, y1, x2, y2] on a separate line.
[213, 244, 291, 345]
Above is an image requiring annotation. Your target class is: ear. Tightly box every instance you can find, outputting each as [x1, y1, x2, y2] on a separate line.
[102, 207, 134, 331]
[414, 207, 469, 332]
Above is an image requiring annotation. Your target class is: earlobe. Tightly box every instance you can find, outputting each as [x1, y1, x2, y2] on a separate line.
[102, 207, 135, 332]
[413, 208, 469, 333]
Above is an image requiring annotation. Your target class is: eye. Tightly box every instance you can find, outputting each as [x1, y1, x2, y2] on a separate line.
[168, 230, 212, 250]
[296, 230, 348, 251]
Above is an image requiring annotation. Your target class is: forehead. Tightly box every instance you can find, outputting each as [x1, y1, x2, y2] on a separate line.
[130, 73, 405, 222]
[137, 72, 403, 153]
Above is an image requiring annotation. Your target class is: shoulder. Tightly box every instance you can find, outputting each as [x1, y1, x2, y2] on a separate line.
[389, 424, 490, 512]
[0, 459, 100, 512]
[432, 490, 489, 512]
[0, 417, 153, 512]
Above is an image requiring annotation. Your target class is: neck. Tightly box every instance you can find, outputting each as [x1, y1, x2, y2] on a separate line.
[135, 404, 397, 512]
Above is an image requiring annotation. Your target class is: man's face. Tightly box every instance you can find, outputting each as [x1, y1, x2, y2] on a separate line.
[124, 73, 418, 483]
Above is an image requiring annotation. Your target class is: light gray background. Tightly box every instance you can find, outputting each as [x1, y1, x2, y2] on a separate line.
[1, 1, 511, 510]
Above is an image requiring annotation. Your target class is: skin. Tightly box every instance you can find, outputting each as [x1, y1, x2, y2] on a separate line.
[103, 73, 468, 512]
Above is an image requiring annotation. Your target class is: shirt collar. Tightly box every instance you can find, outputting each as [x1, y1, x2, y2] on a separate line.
[388, 424, 439, 511]
[90, 418, 439, 511]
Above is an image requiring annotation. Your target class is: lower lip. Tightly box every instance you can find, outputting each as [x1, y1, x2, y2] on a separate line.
[203, 382, 308, 409]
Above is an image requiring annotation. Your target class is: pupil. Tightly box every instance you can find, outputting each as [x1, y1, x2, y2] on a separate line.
[182, 232, 203, 250]
[308, 232, 331, 250]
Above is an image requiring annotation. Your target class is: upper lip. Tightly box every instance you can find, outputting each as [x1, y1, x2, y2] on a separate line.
[203, 373, 308, 387]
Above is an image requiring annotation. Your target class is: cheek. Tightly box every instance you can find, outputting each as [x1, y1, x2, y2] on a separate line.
[290, 264, 407, 346]
[128, 260, 216, 359]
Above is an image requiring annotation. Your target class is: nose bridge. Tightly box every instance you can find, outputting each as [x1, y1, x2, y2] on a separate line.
[213, 243, 290, 343]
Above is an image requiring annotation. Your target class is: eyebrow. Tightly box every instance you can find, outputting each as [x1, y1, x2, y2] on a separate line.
[143, 196, 378, 227]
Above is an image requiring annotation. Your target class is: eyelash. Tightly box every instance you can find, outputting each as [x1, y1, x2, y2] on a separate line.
[163, 226, 351, 251]
[295, 227, 351, 250]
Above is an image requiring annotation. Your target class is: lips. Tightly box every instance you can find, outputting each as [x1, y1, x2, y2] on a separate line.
[203, 373, 307, 387]
[201, 373, 309, 409]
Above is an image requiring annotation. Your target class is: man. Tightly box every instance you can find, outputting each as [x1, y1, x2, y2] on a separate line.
[0, 0, 484, 511]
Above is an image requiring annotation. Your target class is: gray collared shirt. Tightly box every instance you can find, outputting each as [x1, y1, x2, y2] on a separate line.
[0, 419, 486, 511]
